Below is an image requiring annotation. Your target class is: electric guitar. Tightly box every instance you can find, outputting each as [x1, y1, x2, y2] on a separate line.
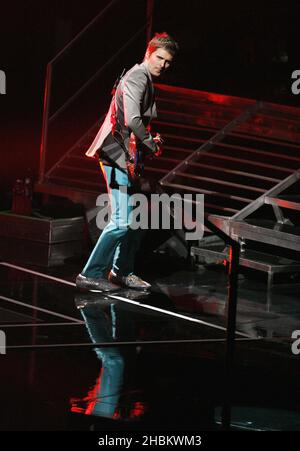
[126, 132, 163, 182]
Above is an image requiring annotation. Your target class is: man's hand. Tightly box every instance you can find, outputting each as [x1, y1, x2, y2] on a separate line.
[153, 133, 163, 157]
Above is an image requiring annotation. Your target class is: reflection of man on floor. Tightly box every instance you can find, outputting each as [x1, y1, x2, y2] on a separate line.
[73, 292, 148, 419]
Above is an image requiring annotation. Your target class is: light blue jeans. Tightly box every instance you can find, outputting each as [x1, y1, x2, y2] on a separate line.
[82, 164, 145, 278]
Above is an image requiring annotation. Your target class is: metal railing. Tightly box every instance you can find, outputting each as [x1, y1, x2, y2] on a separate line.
[39, 0, 150, 184]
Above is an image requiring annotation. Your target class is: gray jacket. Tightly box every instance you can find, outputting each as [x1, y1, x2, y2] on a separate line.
[85, 62, 157, 169]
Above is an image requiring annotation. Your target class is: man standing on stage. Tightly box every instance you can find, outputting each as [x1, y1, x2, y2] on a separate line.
[76, 32, 179, 292]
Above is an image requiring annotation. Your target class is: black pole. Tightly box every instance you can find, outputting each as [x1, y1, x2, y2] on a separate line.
[204, 217, 240, 430]
[221, 242, 240, 429]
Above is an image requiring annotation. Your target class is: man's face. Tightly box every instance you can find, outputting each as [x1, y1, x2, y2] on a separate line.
[145, 48, 174, 78]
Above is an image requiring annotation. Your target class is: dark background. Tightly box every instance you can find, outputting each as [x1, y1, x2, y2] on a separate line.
[0, 0, 299, 202]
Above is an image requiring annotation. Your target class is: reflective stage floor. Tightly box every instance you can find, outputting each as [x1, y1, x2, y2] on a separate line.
[1, 254, 300, 431]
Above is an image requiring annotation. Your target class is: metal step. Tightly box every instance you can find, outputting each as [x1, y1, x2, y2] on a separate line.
[230, 219, 300, 252]
[265, 196, 300, 212]
[190, 245, 300, 284]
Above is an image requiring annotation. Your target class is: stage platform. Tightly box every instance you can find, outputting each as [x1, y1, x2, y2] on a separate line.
[1, 254, 300, 431]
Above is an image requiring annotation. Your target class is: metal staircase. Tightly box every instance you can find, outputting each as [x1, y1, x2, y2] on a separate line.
[189, 140, 300, 288]
[36, 82, 300, 249]
[153, 87, 300, 286]
[35, 84, 262, 207]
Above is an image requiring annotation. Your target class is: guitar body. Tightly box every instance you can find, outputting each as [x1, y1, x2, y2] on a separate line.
[127, 133, 143, 182]
[127, 132, 163, 183]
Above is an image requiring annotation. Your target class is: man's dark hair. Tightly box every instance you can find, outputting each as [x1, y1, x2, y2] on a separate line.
[146, 32, 179, 57]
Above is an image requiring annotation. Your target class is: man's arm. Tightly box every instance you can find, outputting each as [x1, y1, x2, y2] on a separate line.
[122, 70, 157, 154]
